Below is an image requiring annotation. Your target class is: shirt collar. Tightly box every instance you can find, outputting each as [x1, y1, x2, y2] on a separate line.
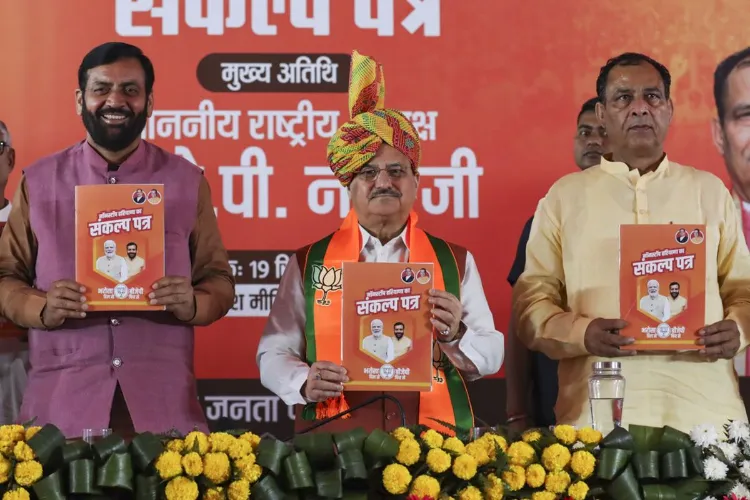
[82, 138, 147, 171]
[600, 152, 670, 183]
[358, 224, 409, 252]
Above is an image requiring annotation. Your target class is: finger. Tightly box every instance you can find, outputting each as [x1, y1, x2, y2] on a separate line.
[51, 297, 88, 312]
[310, 389, 342, 401]
[429, 294, 459, 311]
[313, 361, 348, 375]
[598, 319, 629, 331]
[599, 333, 635, 346]
[698, 320, 737, 336]
[428, 289, 457, 301]
[316, 368, 349, 383]
[699, 331, 736, 346]
[152, 276, 189, 290]
[52, 288, 87, 303]
[149, 285, 189, 299]
[54, 280, 87, 294]
[700, 342, 739, 358]
[311, 380, 345, 393]
[431, 308, 455, 326]
[431, 317, 451, 334]
[151, 294, 190, 306]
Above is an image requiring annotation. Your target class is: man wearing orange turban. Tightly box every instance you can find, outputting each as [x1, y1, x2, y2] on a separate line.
[257, 50, 504, 435]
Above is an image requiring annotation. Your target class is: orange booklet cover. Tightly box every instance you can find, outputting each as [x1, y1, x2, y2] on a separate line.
[341, 262, 434, 392]
[75, 184, 166, 311]
[0, 222, 24, 338]
[619, 224, 706, 350]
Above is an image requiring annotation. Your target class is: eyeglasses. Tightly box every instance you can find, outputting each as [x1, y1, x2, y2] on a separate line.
[356, 165, 408, 182]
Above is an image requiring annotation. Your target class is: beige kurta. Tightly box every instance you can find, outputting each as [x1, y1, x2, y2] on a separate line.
[513, 155, 750, 433]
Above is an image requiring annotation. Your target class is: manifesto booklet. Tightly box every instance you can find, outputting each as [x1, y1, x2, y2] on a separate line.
[341, 262, 434, 391]
[75, 184, 166, 311]
[619, 224, 706, 350]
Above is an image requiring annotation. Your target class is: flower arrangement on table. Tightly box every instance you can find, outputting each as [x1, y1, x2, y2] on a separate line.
[690, 420, 750, 499]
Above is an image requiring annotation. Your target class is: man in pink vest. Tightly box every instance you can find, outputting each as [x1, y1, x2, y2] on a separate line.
[0, 42, 235, 438]
[712, 47, 750, 378]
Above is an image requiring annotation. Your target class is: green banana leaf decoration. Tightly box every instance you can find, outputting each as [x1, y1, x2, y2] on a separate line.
[594, 425, 709, 500]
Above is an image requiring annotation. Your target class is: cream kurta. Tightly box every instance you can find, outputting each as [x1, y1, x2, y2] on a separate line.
[513, 155, 750, 433]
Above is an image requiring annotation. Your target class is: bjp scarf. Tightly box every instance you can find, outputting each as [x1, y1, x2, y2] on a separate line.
[298, 209, 474, 435]
[327, 50, 422, 186]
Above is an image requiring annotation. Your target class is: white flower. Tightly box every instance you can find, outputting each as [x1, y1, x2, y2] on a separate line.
[572, 441, 585, 450]
[731, 482, 750, 499]
[704, 496, 718, 500]
[703, 456, 729, 480]
[729, 421, 750, 443]
[691, 424, 720, 448]
[740, 460, 750, 480]
[719, 442, 741, 462]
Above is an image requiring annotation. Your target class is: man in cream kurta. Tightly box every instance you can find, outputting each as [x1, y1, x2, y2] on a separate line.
[514, 52, 750, 433]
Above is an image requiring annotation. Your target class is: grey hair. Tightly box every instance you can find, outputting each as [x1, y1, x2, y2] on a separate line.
[0, 121, 10, 147]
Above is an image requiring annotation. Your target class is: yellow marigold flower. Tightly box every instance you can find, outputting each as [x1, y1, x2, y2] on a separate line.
[541, 443, 571, 472]
[235, 456, 261, 483]
[525, 463, 546, 488]
[457, 485, 483, 500]
[421, 429, 444, 449]
[228, 439, 252, 460]
[209, 432, 236, 453]
[522, 429, 542, 443]
[13, 442, 34, 462]
[382, 463, 411, 495]
[576, 427, 603, 446]
[227, 479, 250, 500]
[483, 433, 508, 453]
[166, 439, 185, 453]
[568, 480, 590, 500]
[484, 473, 504, 500]
[452, 454, 477, 480]
[165, 476, 199, 500]
[0, 440, 13, 457]
[531, 492, 556, 500]
[570, 450, 596, 479]
[182, 452, 203, 477]
[203, 452, 231, 484]
[396, 438, 421, 466]
[553, 425, 577, 446]
[442, 436, 465, 454]
[391, 427, 415, 442]
[426, 448, 452, 473]
[184, 431, 210, 455]
[2, 488, 30, 500]
[507, 441, 535, 467]
[238, 432, 261, 450]
[502, 464, 526, 491]
[544, 470, 571, 494]
[465, 441, 490, 466]
[202, 486, 226, 500]
[155, 451, 183, 480]
[410, 475, 440, 498]
[23, 427, 41, 441]
[14, 461, 42, 487]
[0, 426, 24, 443]
[0, 455, 11, 483]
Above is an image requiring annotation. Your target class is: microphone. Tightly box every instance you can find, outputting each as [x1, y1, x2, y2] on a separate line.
[290, 394, 407, 439]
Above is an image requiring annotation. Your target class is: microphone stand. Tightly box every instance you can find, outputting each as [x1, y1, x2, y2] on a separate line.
[289, 394, 407, 440]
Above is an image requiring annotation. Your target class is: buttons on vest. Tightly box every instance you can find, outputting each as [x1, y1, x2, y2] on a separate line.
[112, 357, 123, 368]
[110, 318, 120, 326]
[108, 177, 117, 184]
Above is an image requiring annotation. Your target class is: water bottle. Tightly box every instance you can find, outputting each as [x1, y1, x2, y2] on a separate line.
[588, 361, 625, 436]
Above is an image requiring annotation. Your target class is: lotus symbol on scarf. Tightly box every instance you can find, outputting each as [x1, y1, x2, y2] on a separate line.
[312, 265, 343, 306]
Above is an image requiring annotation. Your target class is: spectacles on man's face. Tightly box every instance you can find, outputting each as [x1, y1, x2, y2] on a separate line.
[356, 165, 408, 183]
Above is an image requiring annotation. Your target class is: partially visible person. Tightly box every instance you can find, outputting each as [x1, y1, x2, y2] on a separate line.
[392, 321, 413, 358]
[361, 319, 395, 363]
[667, 282, 687, 318]
[514, 52, 750, 432]
[505, 97, 609, 430]
[0, 42, 234, 438]
[639, 279, 670, 322]
[0, 120, 28, 424]
[95, 240, 128, 282]
[711, 46, 750, 377]
[124, 242, 145, 277]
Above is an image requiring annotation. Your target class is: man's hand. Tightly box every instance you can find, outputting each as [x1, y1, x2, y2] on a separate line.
[429, 289, 462, 342]
[42, 280, 88, 328]
[149, 276, 195, 322]
[584, 318, 635, 357]
[303, 361, 348, 402]
[698, 320, 740, 359]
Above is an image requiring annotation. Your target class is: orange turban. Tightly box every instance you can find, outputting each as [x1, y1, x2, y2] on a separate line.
[326, 50, 421, 186]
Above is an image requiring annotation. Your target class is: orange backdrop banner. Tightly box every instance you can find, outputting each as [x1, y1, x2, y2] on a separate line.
[2, 1, 749, 430]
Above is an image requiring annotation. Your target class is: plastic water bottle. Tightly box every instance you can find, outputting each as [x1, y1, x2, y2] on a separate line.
[588, 361, 625, 436]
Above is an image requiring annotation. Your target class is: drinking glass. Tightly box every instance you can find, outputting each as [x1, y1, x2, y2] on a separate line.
[82, 428, 112, 444]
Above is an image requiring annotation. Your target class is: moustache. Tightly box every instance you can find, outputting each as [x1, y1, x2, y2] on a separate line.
[369, 189, 401, 200]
